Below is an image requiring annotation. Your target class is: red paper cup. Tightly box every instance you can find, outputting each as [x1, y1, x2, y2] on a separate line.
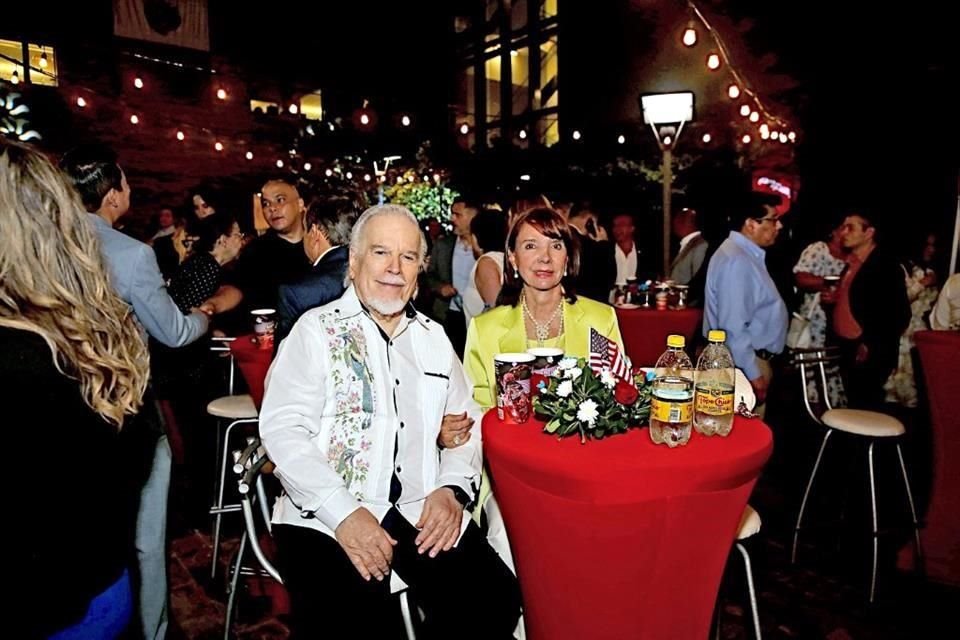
[252, 308, 277, 351]
[494, 353, 535, 424]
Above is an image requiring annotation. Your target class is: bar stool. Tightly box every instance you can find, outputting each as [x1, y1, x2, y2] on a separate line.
[207, 337, 259, 579]
[790, 351, 923, 602]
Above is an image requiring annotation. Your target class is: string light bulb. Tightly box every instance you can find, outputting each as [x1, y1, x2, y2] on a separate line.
[276, 159, 284, 168]
[433, 173, 441, 182]
[215, 141, 224, 151]
[303, 162, 312, 171]
[706, 53, 721, 70]
[288, 104, 298, 114]
[759, 123, 770, 136]
[702, 133, 712, 143]
[663, 135, 673, 146]
[572, 129, 582, 140]
[760, 129, 770, 140]
[749, 111, 760, 123]
[727, 84, 740, 99]
[216, 88, 227, 100]
[364, 174, 372, 182]
[130, 114, 139, 124]
[325, 168, 333, 177]
[360, 113, 370, 125]
[134, 77, 144, 89]
[740, 104, 751, 117]
[246, 151, 254, 160]
[401, 115, 411, 127]
[771, 130, 779, 139]
[788, 131, 796, 142]
[778, 133, 788, 143]
[76, 97, 87, 108]
[459, 123, 470, 135]
[519, 129, 527, 139]
[682, 22, 698, 47]
[11, 69, 20, 84]
[345, 171, 353, 180]
[39, 50, 48, 68]
[617, 134, 626, 144]
[176, 130, 185, 141]
[741, 134, 751, 144]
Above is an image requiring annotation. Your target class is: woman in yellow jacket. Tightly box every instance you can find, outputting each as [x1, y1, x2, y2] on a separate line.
[458, 207, 623, 580]
[464, 207, 623, 408]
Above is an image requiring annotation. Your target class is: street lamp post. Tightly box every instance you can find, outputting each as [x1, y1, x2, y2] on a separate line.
[640, 92, 695, 276]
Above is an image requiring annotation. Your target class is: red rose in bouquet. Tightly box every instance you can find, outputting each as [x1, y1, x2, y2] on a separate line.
[613, 379, 639, 405]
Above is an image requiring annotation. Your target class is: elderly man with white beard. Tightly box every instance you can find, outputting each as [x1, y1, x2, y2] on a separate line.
[259, 204, 521, 639]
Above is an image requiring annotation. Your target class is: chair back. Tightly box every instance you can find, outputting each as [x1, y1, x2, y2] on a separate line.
[236, 440, 281, 582]
[788, 347, 841, 425]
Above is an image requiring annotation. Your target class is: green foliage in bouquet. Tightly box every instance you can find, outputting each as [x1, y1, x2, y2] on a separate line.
[533, 357, 653, 443]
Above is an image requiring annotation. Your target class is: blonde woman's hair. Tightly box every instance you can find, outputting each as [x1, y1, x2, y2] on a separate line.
[0, 140, 148, 428]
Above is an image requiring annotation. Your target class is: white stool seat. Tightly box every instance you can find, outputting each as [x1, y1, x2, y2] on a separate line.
[737, 505, 762, 540]
[822, 409, 905, 437]
[207, 394, 258, 420]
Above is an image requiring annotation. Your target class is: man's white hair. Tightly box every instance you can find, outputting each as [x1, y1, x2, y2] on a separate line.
[345, 204, 428, 286]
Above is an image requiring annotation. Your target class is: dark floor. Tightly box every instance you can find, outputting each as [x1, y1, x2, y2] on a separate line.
[166, 392, 958, 639]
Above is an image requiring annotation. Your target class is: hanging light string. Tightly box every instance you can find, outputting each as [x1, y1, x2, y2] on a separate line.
[686, 0, 791, 131]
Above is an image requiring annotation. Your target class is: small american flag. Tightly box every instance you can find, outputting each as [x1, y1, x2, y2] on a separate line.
[588, 328, 632, 382]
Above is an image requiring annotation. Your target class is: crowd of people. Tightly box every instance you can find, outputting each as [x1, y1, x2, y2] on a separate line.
[2, 137, 956, 639]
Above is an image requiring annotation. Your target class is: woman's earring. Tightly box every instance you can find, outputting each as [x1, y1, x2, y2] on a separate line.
[514, 267, 520, 278]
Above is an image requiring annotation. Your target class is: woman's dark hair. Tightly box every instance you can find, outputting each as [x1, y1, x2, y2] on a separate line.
[185, 212, 237, 255]
[498, 207, 580, 306]
[470, 208, 507, 255]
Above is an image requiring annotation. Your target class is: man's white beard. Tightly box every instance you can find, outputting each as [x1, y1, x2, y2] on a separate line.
[366, 296, 406, 317]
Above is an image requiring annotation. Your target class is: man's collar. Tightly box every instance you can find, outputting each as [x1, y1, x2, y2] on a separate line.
[729, 231, 766, 259]
[340, 285, 430, 329]
[89, 212, 113, 229]
[679, 230, 701, 250]
[312, 244, 342, 267]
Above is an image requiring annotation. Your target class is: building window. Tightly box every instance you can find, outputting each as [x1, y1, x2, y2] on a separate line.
[250, 99, 279, 115]
[299, 91, 323, 121]
[0, 39, 58, 87]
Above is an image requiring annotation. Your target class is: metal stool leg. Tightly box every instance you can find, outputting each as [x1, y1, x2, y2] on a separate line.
[400, 590, 417, 640]
[211, 418, 257, 579]
[736, 542, 762, 640]
[793, 429, 833, 564]
[223, 530, 248, 640]
[868, 441, 879, 603]
[895, 443, 923, 564]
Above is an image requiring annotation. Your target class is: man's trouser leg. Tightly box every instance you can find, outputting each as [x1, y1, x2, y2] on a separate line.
[136, 434, 171, 640]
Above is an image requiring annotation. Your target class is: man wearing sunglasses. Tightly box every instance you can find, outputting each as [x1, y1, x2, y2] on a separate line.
[704, 191, 788, 414]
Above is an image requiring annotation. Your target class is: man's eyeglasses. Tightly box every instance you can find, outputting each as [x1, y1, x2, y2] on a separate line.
[754, 216, 780, 225]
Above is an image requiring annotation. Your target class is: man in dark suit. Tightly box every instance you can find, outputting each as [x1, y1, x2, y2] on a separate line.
[276, 196, 358, 342]
[568, 203, 617, 302]
[823, 211, 910, 409]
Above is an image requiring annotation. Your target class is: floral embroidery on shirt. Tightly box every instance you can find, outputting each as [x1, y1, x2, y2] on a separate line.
[323, 317, 375, 498]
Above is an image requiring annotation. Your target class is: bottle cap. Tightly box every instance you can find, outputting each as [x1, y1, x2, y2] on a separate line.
[708, 329, 726, 342]
[667, 334, 685, 348]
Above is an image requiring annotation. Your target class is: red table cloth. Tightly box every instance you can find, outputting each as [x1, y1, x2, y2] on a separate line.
[615, 307, 702, 365]
[903, 330, 960, 586]
[483, 411, 772, 640]
[229, 334, 272, 409]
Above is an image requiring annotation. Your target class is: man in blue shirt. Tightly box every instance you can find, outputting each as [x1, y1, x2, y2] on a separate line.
[704, 192, 788, 412]
[62, 144, 209, 640]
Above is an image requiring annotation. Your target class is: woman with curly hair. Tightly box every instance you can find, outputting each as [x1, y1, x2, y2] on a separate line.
[0, 140, 150, 638]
